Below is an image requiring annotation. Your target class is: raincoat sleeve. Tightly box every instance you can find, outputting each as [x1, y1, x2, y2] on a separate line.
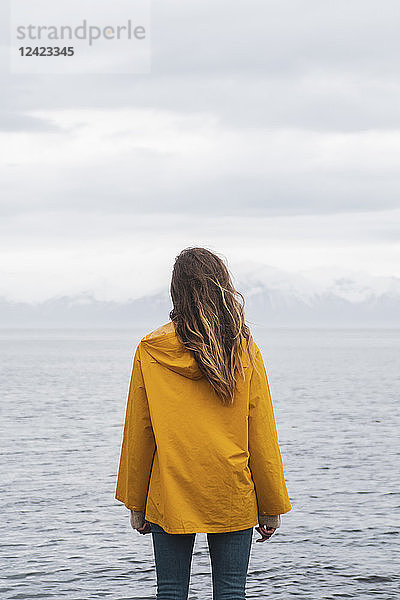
[115, 343, 156, 512]
[248, 344, 292, 518]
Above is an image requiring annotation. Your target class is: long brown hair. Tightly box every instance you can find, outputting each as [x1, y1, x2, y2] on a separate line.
[169, 247, 257, 405]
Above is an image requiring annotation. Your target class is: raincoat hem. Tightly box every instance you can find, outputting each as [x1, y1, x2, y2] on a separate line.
[145, 514, 260, 534]
[115, 496, 145, 512]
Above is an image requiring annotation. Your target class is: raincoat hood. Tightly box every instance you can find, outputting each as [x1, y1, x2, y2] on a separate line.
[140, 321, 203, 380]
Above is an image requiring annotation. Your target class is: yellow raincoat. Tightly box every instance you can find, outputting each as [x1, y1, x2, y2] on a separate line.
[115, 321, 292, 534]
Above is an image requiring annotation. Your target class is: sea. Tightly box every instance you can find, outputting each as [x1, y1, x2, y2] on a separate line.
[0, 327, 399, 599]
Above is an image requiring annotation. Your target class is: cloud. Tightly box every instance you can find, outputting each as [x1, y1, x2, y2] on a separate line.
[0, 1, 399, 127]
[0, 110, 62, 132]
[0, 0, 400, 303]
[1, 108, 400, 219]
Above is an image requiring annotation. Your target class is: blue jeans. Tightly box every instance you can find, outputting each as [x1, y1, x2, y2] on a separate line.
[148, 521, 253, 600]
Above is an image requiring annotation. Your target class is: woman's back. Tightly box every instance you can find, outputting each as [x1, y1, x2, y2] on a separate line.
[115, 320, 292, 534]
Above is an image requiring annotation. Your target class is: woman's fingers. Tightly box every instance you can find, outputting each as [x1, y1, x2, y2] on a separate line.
[137, 521, 152, 534]
[255, 525, 276, 542]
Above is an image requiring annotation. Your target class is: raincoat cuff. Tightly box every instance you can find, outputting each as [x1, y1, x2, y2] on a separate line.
[258, 514, 281, 528]
[130, 510, 145, 529]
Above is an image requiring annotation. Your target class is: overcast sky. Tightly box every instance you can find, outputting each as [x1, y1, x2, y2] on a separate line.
[1, 0, 400, 303]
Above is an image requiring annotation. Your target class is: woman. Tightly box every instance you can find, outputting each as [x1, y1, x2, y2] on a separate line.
[115, 246, 292, 600]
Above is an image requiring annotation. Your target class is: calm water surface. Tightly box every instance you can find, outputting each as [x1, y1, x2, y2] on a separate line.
[0, 327, 399, 599]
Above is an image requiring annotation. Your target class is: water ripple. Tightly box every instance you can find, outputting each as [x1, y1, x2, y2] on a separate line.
[1, 328, 399, 599]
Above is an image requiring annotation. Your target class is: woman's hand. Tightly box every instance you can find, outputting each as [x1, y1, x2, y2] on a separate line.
[136, 522, 275, 539]
[136, 521, 152, 535]
[255, 524, 276, 542]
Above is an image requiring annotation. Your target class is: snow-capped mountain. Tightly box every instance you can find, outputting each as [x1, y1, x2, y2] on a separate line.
[0, 266, 398, 328]
[235, 263, 400, 327]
